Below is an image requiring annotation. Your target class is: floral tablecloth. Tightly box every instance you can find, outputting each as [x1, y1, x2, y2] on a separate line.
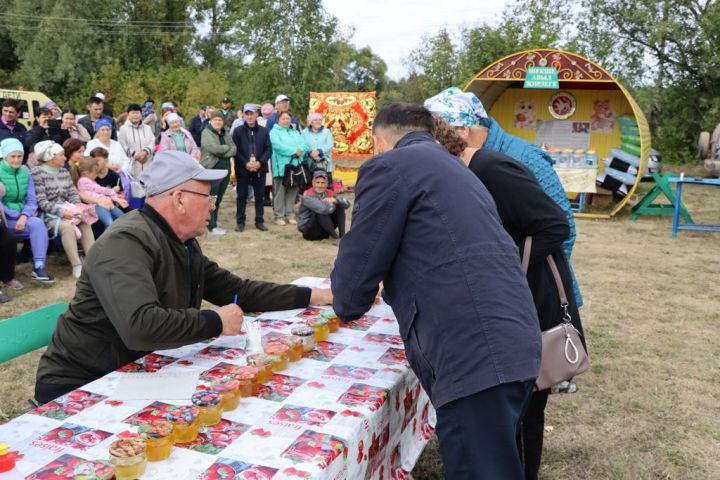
[0, 277, 435, 479]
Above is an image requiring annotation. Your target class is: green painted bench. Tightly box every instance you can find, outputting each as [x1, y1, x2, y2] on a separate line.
[0, 302, 66, 363]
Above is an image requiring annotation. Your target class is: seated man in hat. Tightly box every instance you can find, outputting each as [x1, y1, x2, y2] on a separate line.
[34, 150, 333, 404]
[297, 170, 349, 241]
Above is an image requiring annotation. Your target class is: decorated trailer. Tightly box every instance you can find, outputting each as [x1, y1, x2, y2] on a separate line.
[464, 48, 652, 218]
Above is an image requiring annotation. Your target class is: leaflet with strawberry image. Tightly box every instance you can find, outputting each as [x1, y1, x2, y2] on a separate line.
[295, 306, 324, 319]
[122, 401, 174, 426]
[176, 418, 250, 455]
[258, 318, 294, 330]
[201, 361, 242, 382]
[198, 457, 278, 480]
[377, 347, 408, 365]
[26, 453, 114, 480]
[337, 384, 389, 412]
[262, 331, 291, 344]
[322, 364, 377, 381]
[363, 332, 404, 347]
[195, 346, 246, 361]
[37, 423, 113, 451]
[30, 390, 107, 421]
[281, 429, 348, 469]
[116, 352, 177, 372]
[269, 404, 336, 430]
[341, 314, 381, 331]
[256, 374, 306, 402]
[302, 341, 347, 362]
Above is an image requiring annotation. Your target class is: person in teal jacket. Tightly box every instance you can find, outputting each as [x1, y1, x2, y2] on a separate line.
[269, 111, 308, 225]
[425, 87, 582, 306]
[301, 112, 335, 189]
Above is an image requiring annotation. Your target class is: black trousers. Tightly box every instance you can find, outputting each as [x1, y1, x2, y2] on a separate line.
[517, 389, 550, 479]
[0, 225, 16, 282]
[35, 380, 80, 404]
[236, 175, 266, 226]
[300, 208, 346, 240]
[436, 380, 534, 480]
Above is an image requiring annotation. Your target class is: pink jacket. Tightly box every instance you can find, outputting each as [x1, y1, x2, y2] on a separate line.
[159, 128, 201, 160]
[77, 177, 118, 201]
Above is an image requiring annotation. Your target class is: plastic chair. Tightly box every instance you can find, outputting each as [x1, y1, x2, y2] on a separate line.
[0, 302, 66, 363]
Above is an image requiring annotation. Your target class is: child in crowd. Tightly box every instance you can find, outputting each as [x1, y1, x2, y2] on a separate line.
[70, 155, 127, 227]
[89, 147, 124, 195]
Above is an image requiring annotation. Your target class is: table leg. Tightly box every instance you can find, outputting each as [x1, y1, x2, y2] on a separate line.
[672, 181, 683, 237]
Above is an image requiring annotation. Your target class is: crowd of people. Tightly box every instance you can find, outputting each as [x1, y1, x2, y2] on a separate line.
[0, 92, 343, 302]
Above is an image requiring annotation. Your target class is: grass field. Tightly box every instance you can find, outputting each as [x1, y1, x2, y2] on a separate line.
[1, 166, 719, 479]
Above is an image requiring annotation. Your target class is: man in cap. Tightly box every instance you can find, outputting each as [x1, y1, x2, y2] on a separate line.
[78, 95, 117, 140]
[232, 103, 272, 232]
[220, 97, 235, 131]
[297, 170, 349, 241]
[34, 150, 333, 404]
[265, 94, 300, 132]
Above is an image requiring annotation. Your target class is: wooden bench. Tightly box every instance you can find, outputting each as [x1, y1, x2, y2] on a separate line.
[0, 302, 66, 363]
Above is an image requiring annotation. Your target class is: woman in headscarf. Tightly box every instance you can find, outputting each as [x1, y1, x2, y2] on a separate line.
[433, 115, 586, 480]
[302, 112, 335, 190]
[85, 118, 130, 174]
[159, 112, 201, 161]
[425, 86, 582, 308]
[31, 140, 95, 279]
[0, 138, 54, 283]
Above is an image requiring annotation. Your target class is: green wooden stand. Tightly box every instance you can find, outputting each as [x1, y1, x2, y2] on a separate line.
[630, 172, 693, 222]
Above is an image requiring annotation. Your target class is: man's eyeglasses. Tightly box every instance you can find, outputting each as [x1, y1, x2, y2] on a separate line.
[178, 189, 217, 205]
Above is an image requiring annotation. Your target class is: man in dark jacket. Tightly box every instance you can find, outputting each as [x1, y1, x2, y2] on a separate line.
[331, 103, 541, 479]
[34, 150, 332, 404]
[232, 104, 271, 232]
[189, 105, 208, 147]
[78, 96, 117, 140]
[298, 170, 349, 240]
[0, 99, 28, 146]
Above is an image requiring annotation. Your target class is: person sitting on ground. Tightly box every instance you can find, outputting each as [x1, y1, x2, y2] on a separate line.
[32, 140, 95, 279]
[78, 96, 117, 140]
[159, 112, 201, 161]
[85, 118, 129, 174]
[231, 103, 271, 232]
[60, 108, 91, 143]
[298, 170, 349, 241]
[201, 111, 236, 235]
[71, 155, 127, 228]
[33, 150, 333, 404]
[425, 86, 582, 307]
[302, 112, 335, 189]
[0, 138, 54, 284]
[0, 181, 22, 300]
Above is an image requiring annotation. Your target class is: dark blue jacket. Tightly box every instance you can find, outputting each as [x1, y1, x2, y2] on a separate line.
[232, 123, 271, 178]
[189, 115, 206, 147]
[331, 132, 541, 408]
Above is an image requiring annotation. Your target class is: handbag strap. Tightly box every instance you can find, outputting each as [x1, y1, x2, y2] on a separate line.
[521, 236, 532, 273]
[547, 254, 571, 323]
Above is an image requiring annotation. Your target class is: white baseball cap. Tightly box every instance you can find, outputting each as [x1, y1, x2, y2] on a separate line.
[275, 94, 290, 103]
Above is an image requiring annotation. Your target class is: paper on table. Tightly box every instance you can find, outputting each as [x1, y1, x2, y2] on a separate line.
[112, 370, 200, 400]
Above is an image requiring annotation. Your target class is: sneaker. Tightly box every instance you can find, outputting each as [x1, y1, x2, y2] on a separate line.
[3, 278, 24, 290]
[274, 218, 286, 226]
[208, 227, 227, 236]
[32, 267, 56, 284]
[235, 224, 245, 232]
[255, 223, 268, 231]
[287, 218, 297, 225]
[72, 265, 82, 279]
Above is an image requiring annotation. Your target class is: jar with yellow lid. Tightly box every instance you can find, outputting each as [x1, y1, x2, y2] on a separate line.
[109, 436, 147, 480]
[165, 405, 200, 444]
[213, 379, 241, 411]
[308, 318, 330, 342]
[246, 353, 274, 383]
[139, 420, 174, 461]
[264, 343, 290, 371]
[233, 366, 259, 396]
[192, 391, 222, 426]
[291, 326, 316, 352]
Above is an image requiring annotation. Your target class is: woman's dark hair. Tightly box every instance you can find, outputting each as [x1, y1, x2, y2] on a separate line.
[277, 110, 293, 120]
[88, 147, 109, 159]
[432, 115, 467, 157]
[37, 107, 52, 117]
[63, 138, 85, 159]
[61, 107, 78, 116]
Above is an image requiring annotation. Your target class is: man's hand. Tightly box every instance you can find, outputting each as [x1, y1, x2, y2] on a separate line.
[309, 288, 333, 305]
[135, 151, 148, 164]
[14, 215, 27, 232]
[216, 304, 244, 335]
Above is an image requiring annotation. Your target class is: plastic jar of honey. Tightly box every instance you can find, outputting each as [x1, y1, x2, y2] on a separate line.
[165, 405, 200, 444]
[308, 318, 330, 342]
[192, 391, 222, 426]
[139, 419, 174, 461]
[246, 353, 274, 383]
[291, 326, 316, 352]
[109, 436, 147, 480]
[233, 366, 259, 396]
[264, 343, 290, 371]
[213, 379, 241, 411]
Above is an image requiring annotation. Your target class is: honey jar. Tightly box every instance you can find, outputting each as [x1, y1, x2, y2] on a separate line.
[139, 419, 174, 461]
[192, 391, 222, 426]
[246, 353, 274, 383]
[233, 366, 259, 396]
[264, 343, 290, 371]
[291, 326, 316, 352]
[213, 379, 241, 411]
[280, 335, 304, 361]
[308, 318, 330, 342]
[165, 405, 200, 444]
[109, 436, 147, 480]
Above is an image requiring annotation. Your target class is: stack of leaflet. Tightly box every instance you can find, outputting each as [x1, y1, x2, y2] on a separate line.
[596, 115, 641, 197]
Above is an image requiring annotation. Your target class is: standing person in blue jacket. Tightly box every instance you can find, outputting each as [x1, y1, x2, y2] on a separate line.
[425, 87, 583, 307]
[189, 105, 208, 147]
[232, 104, 271, 232]
[331, 103, 541, 479]
[268, 111, 308, 226]
[265, 95, 300, 132]
[301, 112, 335, 189]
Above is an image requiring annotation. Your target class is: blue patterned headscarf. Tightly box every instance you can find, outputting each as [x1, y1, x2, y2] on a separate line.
[424, 87, 488, 127]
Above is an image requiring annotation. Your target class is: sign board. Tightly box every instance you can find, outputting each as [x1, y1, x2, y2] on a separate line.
[524, 66, 559, 89]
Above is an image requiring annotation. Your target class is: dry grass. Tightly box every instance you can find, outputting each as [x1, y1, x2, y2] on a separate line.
[2, 167, 720, 479]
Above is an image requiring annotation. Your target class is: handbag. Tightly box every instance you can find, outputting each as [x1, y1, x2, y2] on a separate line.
[282, 156, 311, 190]
[521, 237, 589, 391]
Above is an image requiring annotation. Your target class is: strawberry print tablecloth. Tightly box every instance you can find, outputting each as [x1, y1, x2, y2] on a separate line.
[0, 278, 436, 479]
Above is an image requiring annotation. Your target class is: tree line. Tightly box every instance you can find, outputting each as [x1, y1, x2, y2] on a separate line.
[1, 0, 717, 162]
